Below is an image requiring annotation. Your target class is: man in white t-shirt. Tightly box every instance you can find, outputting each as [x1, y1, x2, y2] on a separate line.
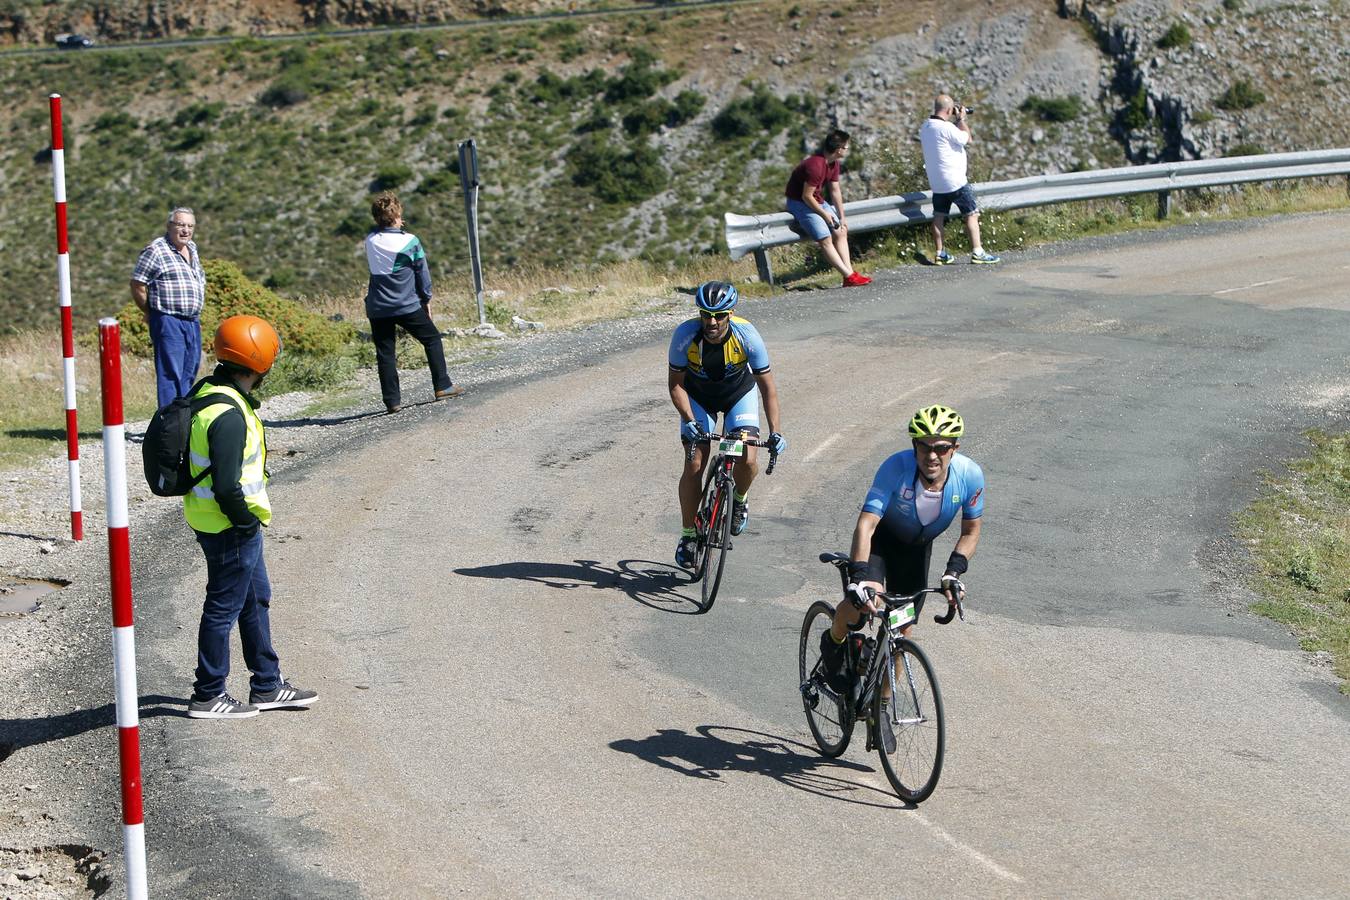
[918, 95, 1000, 265]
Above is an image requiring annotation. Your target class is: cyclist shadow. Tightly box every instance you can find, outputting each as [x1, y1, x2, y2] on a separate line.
[609, 725, 905, 809]
[453, 558, 705, 615]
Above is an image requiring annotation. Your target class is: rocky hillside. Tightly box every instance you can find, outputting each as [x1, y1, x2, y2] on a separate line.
[0, 0, 1345, 336]
[0, 0, 589, 45]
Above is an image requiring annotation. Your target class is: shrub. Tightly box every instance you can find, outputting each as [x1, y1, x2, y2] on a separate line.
[169, 126, 210, 151]
[1222, 0, 1242, 11]
[567, 138, 667, 203]
[603, 51, 677, 104]
[670, 90, 706, 125]
[173, 102, 224, 127]
[622, 100, 673, 136]
[1156, 22, 1192, 50]
[93, 111, 138, 136]
[372, 163, 414, 190]
[1120, 86, 1149, 130]
[416, 170, 460, 195]
[114, 260, 357, 359]
[1216, 79, 1265, 110]
[1021, 95, 1083, 122]
[710, 87, 796, 140]
[1225, 142, 1265, 157]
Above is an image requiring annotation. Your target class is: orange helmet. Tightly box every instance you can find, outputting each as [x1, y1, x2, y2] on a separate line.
[214, 315, 281, 373]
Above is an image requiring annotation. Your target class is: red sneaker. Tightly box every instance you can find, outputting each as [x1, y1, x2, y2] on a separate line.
[843, 272, 872, 287]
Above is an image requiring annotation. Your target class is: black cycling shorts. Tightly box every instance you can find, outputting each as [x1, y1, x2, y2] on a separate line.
[863, 533, 931, 596]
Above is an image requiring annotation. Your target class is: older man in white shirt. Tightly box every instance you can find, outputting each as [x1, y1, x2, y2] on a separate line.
[918, 95, 1000, 265]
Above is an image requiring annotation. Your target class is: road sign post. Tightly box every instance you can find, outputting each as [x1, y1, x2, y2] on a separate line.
[457, 139, 486, 326]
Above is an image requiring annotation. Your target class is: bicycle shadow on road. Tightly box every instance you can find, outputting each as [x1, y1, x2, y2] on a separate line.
[609, 725, 903, 809]
[0, 694, 187, 760]
[453, 558, 705, 615]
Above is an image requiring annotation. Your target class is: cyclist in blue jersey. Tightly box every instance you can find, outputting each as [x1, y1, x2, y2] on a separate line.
[819, 405, 984, 732]
[669, 281, 786, 569]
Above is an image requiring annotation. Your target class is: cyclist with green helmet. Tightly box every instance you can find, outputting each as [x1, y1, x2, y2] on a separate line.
[818, 405, 984, 736]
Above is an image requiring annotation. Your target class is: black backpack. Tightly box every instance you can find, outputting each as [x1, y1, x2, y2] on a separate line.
[142, 384, 245, 497]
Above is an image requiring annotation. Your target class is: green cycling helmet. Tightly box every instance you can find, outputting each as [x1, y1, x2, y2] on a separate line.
[908, 404, 964, 439]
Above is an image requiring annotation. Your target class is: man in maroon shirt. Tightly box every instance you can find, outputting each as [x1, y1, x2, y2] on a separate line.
[785, 129, 871, 288]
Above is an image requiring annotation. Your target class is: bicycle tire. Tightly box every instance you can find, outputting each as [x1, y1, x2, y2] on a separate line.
[798, 600, 853, 757]
[875, 639, 944, 803]
[699, 479, 733, 612]
[691, 466, 718, 584]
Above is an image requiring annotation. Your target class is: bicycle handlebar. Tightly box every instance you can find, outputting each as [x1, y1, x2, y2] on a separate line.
[818, 551, 965, 624]
[683, 431, 778, 474]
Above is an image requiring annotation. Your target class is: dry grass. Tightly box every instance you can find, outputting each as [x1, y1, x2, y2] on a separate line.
[0, 328, 158, 471]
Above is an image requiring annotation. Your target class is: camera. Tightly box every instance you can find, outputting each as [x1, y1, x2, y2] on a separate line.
[954, 103, 975, 117]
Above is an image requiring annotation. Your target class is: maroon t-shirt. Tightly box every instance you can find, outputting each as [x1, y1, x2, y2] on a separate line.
[785, 154, 840, 204]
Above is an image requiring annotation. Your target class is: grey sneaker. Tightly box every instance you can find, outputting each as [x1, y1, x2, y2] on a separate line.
[249, 681, 318, 711]
[970, 250, 1002, 264]
[188, 692, 259, 719]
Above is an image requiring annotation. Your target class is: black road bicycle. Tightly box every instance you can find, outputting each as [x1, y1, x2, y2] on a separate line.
[798, 552, 964, 803]
[685, 431, 776, 613]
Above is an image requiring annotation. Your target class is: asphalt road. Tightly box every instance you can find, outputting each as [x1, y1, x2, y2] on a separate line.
[49, 214, 1350, 896]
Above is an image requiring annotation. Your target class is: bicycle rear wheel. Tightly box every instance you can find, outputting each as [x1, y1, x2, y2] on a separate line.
[876, 639, 944, 803]
[799, 601, 853, 757]
[699, 479, 733, 612]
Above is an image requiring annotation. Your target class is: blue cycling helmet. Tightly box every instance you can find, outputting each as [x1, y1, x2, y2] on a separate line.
[695, 281, 739, 314]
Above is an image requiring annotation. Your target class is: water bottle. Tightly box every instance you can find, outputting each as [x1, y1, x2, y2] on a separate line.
[856, 636, 874, 676]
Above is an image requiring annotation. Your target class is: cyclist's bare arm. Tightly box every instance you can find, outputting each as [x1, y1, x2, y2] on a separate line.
[668, 368, 696, 423]
[953, 515, 981, 562]
[848, 511, 885, 610]
[753, 370, 782, 436]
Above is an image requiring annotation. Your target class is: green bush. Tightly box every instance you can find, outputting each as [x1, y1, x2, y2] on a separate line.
[1225, 142, 1265, 157]
[1222, 0, 1242, 11]
[1156, 22, 1192, 49]
[373, 163, 414, 190]
[710, 87, 796, 140]
[670, 90, 706, 125]
[603, 50, 677, 104]
[1216, 79, 1265, 110]
[567, 138, 667, 204]
[1121, 86, 1149, 130]
[1021, 95, 1083, 122]
[114, 260, 357, 359]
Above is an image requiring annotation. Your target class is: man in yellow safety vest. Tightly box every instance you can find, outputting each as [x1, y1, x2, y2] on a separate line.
[184, 315, 317, 719]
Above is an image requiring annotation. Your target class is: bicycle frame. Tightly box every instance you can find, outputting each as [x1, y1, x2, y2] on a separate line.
[819, 553, 961, 726]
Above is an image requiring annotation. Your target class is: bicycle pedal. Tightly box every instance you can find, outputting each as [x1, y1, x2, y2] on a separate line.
[800, 681, 820, 709]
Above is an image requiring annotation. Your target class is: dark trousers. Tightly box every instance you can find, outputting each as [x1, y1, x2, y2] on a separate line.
[148, 309, 202, 409]
[369, 306, 452, 408]
[193, 526, 281, 699]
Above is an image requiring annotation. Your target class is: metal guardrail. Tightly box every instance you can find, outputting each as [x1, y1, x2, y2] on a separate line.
[725, 148, 1350, 283]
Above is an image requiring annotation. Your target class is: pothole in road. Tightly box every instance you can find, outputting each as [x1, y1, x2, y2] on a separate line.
[0, 577, 69, 616]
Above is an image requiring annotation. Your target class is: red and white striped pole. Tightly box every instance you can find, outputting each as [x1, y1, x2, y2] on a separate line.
[98, 318, 148, 900]
[50, 93, 82, 541]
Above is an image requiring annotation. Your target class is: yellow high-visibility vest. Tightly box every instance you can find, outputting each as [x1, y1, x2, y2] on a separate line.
[182, 381, 271, 534]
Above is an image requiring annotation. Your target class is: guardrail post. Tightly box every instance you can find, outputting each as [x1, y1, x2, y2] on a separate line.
[1157, 190, 1172, 219]
[752, 249, 773, 286]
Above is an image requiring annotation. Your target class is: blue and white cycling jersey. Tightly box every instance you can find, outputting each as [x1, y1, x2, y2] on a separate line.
[862, 450, 985, 546]
[668, 316, 771, 411]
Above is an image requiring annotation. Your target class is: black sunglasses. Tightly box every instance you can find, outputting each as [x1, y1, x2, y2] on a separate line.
[699, 311, 730, 321]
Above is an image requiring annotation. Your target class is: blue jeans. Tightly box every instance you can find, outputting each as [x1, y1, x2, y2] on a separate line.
[193, 526, 281, 699]
[149, 309, 202, 409]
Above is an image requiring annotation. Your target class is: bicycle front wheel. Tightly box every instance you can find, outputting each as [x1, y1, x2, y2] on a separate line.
[876, 639, 944, 803]
[699, 479, 733, 612]
[799, 600, 853, 757]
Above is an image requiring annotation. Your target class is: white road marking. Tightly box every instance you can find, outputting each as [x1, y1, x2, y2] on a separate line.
[803, 352, 1013, 462]
[910, 810, 1025, 882]
[1214, 276, 1294, 295]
